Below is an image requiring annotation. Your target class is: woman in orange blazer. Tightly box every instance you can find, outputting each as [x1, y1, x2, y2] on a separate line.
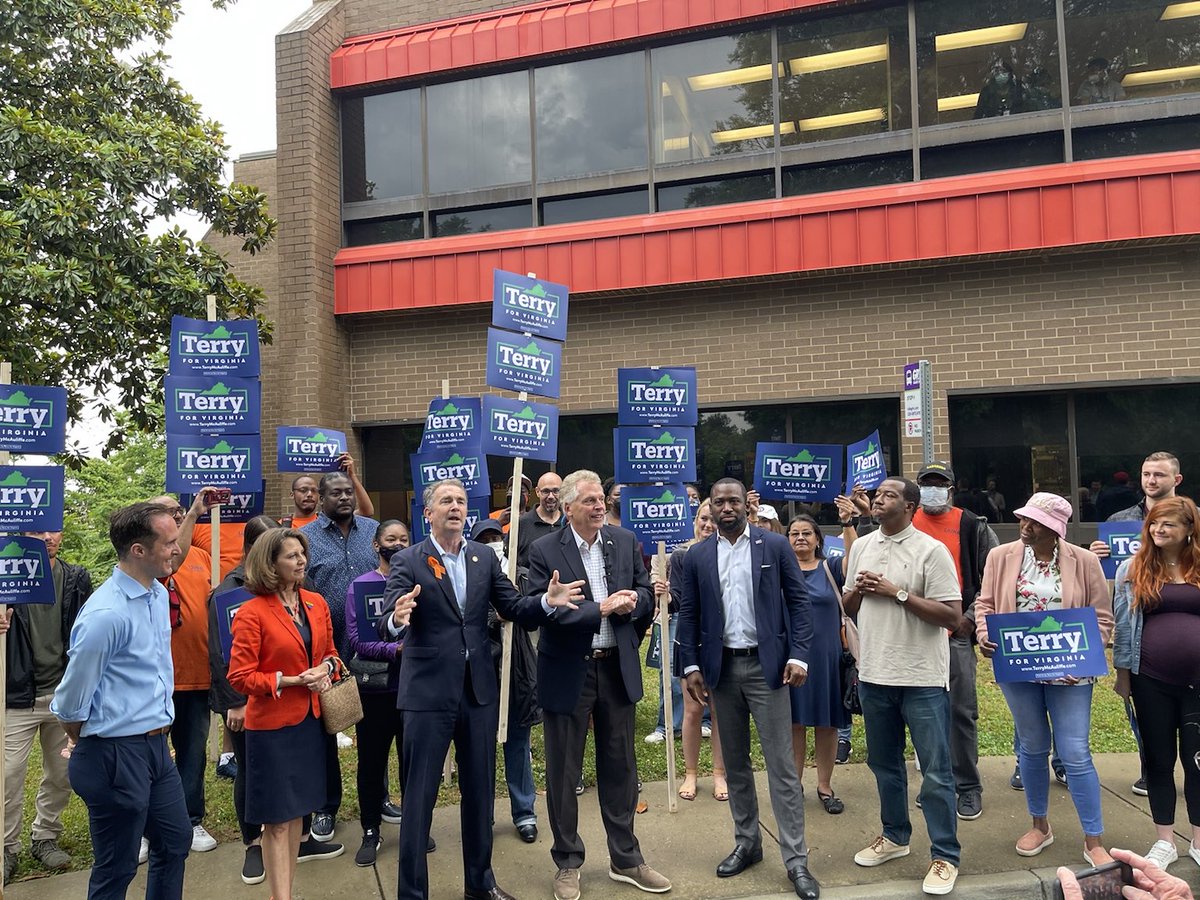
[975, 493, 1113, 868]
[228, 528, 338, 900]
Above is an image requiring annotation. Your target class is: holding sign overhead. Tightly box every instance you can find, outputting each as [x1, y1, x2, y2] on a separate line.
[618, 367, 697, 427]
[167, 433, 262, 493]
[621, 484, 693, 554]
[0, 384, 67, 454]
[486, 328, 562, 399]
[411, 444, 490, 499]
[481, 395, 559, 461]
[0, 536, 55, 605]
[277, 426, 348, 473]
[614, 426, 697, 483]
[755, 442, 844, 502]
[0, 466, 65, 532]
[845, 431, 887, 492]
[419, 396, 480, 451]
[491, 270, 569, 341]
[169, 315, 260, 377]
[166, 375, 261, 436]
[180, 485, 265, 524]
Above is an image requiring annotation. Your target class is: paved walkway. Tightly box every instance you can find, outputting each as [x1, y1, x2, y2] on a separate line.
[9, 754, 1199, 899]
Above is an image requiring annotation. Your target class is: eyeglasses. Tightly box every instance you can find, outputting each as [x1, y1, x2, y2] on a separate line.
[539, 488, 560, 495]
[169, 507, 186, 523]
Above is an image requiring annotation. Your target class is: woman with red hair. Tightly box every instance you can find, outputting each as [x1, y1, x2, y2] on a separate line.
[1113, 496, 1200, 871]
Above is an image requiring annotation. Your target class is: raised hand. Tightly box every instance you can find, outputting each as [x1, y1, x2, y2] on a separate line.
[546, 570, 584, 610]
[391, 583, 420, 628]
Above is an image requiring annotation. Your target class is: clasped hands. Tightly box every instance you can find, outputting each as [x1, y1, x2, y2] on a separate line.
[854, 569, 899, 599]
[295, 665, 332, 693]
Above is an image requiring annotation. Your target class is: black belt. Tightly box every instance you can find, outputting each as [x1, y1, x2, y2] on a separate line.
[723, 646, 758, 657]
[588, 648, 617, 660]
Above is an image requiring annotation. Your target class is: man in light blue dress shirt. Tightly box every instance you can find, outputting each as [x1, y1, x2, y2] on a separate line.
[52, 501, 193, 899]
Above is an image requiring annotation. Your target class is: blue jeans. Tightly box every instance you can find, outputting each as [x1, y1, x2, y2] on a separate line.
[1000, 681, 1103, 836]
[837, 725, 851, 742]
[654, 617, 684, 735]
[859, 681, 960, 866]
[169, 690, 210, 825]
[502, 724, 537, 827]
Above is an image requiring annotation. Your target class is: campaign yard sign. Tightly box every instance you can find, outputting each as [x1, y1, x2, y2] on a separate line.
[613, 427, 697, 484]
[987, 607, 1109, 683]
[277, 427, 347, 473]
[419, 397, 481, 451]
[180, 484, 266, 524]
[166, 433, 262, 493]
[486, 328, 563, 399]
[215, 587, 255, 662]
[353, 580, 392, 643]
[165, 375, 261, 436]
[617, 368, 698, 427]
[481, 395, 559, 461]
[410, 444, 490, 498]
[824, 535, 845, 559]
[621, 484, 693, 553]
[169, 316, 261, 377]
[491, 270, 569, 342]
[754, 442, 843, 502]
[846, 431, 887, 492]
[0, 536, 54, 605]
[0, 466, 65, 532]
[1098, 521, 1144, 579]
[410, 498, 490, 544]
[0, 384, 67, 454]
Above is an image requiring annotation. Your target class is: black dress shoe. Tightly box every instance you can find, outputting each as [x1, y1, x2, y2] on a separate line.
[517, 824, 537, 843]
[464, 886, 515, 900]
[716, 845, 763, 877]
[788, 864, 821, 899]
[427, 835, 436, 853]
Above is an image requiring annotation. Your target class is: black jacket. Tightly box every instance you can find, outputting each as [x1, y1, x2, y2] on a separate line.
[488, 560, 541, 729]
[207, 565, 249, 714]
[7, 560, 92, 709]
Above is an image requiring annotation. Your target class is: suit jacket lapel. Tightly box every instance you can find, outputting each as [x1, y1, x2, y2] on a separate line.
[558, 527, 591, 601]
[421, 538, 463, 621]
[1059, 542, 1078, 607]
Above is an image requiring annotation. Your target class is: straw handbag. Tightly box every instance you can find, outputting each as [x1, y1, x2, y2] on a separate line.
[319, 658, 363, 734]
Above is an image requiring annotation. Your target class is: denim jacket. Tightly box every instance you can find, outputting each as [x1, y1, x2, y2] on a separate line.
[1111, 558, 1143, 674]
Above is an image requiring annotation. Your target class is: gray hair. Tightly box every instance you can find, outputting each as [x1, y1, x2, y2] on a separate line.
[560, 469, 602, 506]
[423, 478, 467, 507]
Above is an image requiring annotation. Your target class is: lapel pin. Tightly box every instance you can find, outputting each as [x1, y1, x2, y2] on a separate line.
[471, 556, 478, 563]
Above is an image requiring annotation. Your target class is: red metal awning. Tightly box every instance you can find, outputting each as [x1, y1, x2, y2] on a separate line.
[333, 151, 1200, 315]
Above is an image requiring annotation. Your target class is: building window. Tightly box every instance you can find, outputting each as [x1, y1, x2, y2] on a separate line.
[540, 189, 649, 226]
[652, 30, 775, 164]
[782, 154, 912, 196]
[657, 172, 774, 211]
[535, 52, 648, 182]
[1065, 0, 1200, 107]
[427, 71, 531, 193]
[341, 90, 422, 202]
[916, 0, 1062, 125]
[777, 4, 912, 146]
[344, 215, 423, 246]
[432, 202, 532, 237]
[920, 133, 1064, 179]
[1074, 115, 1200, 159]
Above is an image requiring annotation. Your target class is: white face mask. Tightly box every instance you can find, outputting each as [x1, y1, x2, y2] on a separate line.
[920, 485, 953, 510]
[489, 541, 506, 562]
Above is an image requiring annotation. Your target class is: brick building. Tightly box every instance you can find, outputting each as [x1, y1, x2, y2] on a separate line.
[209, 0, 1200, 535]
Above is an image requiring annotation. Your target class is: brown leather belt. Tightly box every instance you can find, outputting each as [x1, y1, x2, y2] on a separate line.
[145, 726, 170, 737]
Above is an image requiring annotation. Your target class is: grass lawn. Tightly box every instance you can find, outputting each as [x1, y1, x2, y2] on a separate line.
[10, 650, 1136, 882]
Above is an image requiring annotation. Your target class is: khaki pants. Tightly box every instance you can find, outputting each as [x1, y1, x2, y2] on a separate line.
[4, 695, 71, 853]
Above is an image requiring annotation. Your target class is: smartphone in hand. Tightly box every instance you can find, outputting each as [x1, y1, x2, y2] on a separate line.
[1055, 861, 1135, 900]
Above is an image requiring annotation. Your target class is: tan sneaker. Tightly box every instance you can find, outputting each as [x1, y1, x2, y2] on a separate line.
[609, 863, 672, 893]
[554, 867, 581, 900]
[854, 835, 910, 867]
[923, 859, 958, 895]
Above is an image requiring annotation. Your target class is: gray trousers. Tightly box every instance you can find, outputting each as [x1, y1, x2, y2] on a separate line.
[948, 637, 982, 795]
[712, 653, 808, 870]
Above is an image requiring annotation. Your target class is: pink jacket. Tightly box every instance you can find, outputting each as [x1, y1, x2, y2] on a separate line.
[975, 540, 1113, 646]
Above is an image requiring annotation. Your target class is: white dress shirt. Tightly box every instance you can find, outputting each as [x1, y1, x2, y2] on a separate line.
[571, 526, 616, 649]
[718, 524, 757, 649]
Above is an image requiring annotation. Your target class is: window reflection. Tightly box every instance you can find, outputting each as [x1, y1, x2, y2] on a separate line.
[535, 53, 647, 181]
[778, 5, 911, 146]
[345, 216, 423, 246]
[657, 173, 773, 211]
[652, 31, 774, 163]
[921, 134, 1063, 178]
[1074, 116, 1200, 159]
[540, 190, 648, 226]
[782, 155, 912, 196]
[1065, 0, 1200, 106]
[342, 91, 422, 202]
[427, 72, 530, 193]
[432, 203, 532, 237]
[917, 0, 1061, 124]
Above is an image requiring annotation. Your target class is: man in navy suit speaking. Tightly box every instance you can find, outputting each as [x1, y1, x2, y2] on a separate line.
[677, 477, 820, 899]
[381, 478, 583, 900]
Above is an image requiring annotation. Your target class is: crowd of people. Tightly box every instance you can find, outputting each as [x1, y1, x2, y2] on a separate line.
[3, 450, 1196, 900]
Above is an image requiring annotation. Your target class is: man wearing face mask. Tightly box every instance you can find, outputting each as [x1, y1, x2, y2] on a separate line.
[1076, 58, 1125, 105]
[913, 462, 997, 823]
[973, 60, 1024, 119]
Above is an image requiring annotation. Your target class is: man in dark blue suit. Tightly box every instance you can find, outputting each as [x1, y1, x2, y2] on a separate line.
[381, 478, 583, 900]
[525, 470, 672, 900]
[677, 478, 820, 899]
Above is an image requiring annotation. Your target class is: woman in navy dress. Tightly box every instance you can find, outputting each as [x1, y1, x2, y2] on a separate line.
[788, 506, 857, 814]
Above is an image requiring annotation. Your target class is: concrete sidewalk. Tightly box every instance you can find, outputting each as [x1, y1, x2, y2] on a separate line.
[9, 754, 1199, 899]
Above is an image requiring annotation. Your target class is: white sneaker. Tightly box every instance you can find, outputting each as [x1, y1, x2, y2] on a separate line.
[643, 731, 665, 744]
[1189, 843, 1200, 867]
[1146, 839, 1179, 870]
[701, 724, 712, 738]
[190, 825, 217, 853]
[138, 837, 149, 865]
[336, 732, 353, 749]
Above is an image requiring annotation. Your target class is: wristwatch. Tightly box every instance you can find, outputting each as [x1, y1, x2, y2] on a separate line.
[895, 590, 909, 605]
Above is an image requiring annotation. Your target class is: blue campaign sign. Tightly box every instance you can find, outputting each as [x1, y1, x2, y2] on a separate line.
[166, 433, 262, 493]
[481, 395, 558, 462]
[0, 536, 54, 605]
[486, 328, 563, 398]
[180, 483, 266, 524]
[754, 442, 844, 502]
[824, 535, 846, 560]
[353, 580, 392, 643]
[0, 384, 67, 455]
[410, 443, 490, 498]
[617, 368, 698, 427]
[419, 396, 481, 452]
[169, 315, 261, 377]
[845, 430, 887, 491]
[613, 426, 697, 484]
[410, 498, 490, 545]
[491, 269, 569, 342]
[277, 426, 347, 473]
[987, 607, 1109, 683]
[621, 484, 693, 553]
[165, 374, 261, 436]
[1098, 521, 1144, 579]
[215, 587, 255, 662]
[0, 466, 65, 532]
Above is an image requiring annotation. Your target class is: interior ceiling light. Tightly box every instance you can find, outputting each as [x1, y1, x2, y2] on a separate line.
[661, 136, 691, 151]
[1161, 2, 1200, 20]
[1122, 63, 1200, 85]
[796, 108, 887, 132]
[937, 92, 981, 112]
[935, 23, 1028, 53]
[710, 122, 795, 143]
[687, 63, 781, 91]
[788, 43, 889, 75]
